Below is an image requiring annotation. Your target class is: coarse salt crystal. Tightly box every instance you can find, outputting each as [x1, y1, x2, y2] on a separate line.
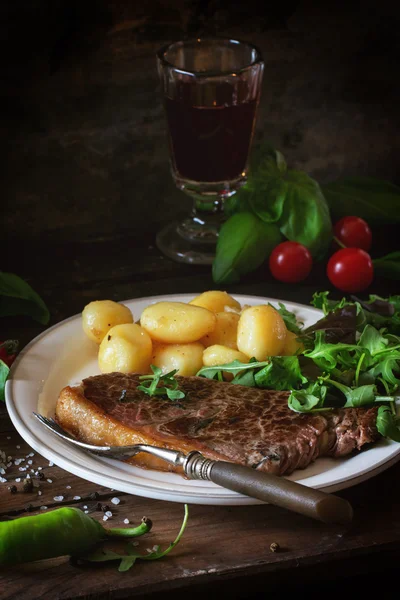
[84, 510, 89, 514]
[6, 436, 10, 440]
[40, 506, 48, 510]
[54, 496, 64, 502]
[47, 479, 53, 484]
[66, 485, 71, 489]
[123, 518, 130, 524]
[0, 477, 7, 483]
[73, 496, 81, 500]
[103, 515, 108, 521]
[28, 452, 34, 457]
[48, 461, 54, 467]
[111, 497, 120, 505]
[83, 505, 88, 509]
[27, 460, 33, 465]
[16, 445, 20, 449]
[19, 467, 26, 472]
[15, 478, 21, 483]
[105, 511, 112, 518]
[38, 491, 42, 496]
[37, 467, 42, 470]
[0, 468, 5, 475]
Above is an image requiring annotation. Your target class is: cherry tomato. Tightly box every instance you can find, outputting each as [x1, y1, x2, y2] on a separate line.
[269, 241, 313, 283]
[333, 216, 372, 251]
[327, 248, 374, 293]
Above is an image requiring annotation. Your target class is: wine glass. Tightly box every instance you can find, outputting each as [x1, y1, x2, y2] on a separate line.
[156, 38, 264, 264]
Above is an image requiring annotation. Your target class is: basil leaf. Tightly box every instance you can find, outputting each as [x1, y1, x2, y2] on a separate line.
[0, 360, 10, 402]
[376, 405, 400, 442]
[254, 356, 307, 391]
[0, 272, 50, 325]
[322, 176, 400, 223]
[212, 212, 281, 284]
[373, 252, 400, 280]
[278, 170, 332, 259]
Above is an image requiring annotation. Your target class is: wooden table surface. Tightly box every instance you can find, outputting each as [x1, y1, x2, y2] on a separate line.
[1, 230, 399, 600]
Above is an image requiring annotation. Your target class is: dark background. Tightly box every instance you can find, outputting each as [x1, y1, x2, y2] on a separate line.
[2, 0, 400, 250]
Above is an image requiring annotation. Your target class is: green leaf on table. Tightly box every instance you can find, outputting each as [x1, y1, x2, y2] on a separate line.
[373, 252, 400, 280]
[78, 504, 189, 572]
[376, 405, 400, 442]
[0, 272, 50, 324]
[321, 176, 400, 223]
[278, 170, 332, 259]
[254, 356, 308, 391]
[0, 360, 10, 402]
[212, 212, 282, 284]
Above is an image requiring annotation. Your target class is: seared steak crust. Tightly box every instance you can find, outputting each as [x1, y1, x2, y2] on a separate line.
[57, 372, 382, 476]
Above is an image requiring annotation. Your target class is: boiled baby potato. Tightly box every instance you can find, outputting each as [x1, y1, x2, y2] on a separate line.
[203, 345, 249, 367]
[82, 300, 133, 344]
[189, 291, 241, 313]
[281, 330, 304, 356]
[151, 342, 204, 376]
[237, 305, 287, 360]
[98, 323, 152, 374]
[140, 301, 216, 344]
[201, 312, 239, 349]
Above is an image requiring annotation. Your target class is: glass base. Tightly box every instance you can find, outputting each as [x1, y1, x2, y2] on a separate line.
[156, 220, 218, 265]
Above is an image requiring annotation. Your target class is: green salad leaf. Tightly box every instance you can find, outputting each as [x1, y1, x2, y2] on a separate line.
[376, 405, 400, 442]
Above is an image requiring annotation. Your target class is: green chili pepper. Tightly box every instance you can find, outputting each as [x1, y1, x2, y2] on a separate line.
[0, 507, 152, 566]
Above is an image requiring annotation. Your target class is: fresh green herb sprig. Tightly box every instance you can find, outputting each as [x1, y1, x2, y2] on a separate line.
[137, 365, 185, 401]
[78, 504, 189, 572]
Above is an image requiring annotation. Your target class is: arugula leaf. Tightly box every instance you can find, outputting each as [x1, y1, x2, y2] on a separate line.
[304, 331, 362, 371]
[373, 252, 400, 280]
[79, 504, 189, 572]
[197, 359, 269, 381]
[137, 366, 185, 401]
[326, 378, 378, 407]
[254, 356, 307, 391]
[271, 302, 302, 334]
[0, 360, 9, 402]
[376, 405, 400, 442]
[288, 382, 328, 413]
[212, 212, 282, 284]
[0, 272, 50, 325]
[368, 351, 400, 390]
[321, 176, 400, 223]
[303, 305, 357, 344]
[358, 325, 389, 359]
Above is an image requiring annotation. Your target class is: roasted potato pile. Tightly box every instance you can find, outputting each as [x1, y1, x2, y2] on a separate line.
[81, 291, 303, 376]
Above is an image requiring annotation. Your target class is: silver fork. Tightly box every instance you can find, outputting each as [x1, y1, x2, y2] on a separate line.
[33, 413, 186, 466]
[32, 412, 353, 525]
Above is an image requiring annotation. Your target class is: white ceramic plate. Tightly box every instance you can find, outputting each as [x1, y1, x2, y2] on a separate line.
[6, 294, 400, 505]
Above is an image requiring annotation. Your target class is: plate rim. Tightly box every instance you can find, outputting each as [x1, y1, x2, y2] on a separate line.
[6, 292, 400, 505]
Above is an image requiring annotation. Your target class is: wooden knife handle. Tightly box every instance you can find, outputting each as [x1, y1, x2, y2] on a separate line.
[209, 461, 353, 525]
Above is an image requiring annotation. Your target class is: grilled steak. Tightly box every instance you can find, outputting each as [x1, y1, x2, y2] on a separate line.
[55, 372, 380, 476]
